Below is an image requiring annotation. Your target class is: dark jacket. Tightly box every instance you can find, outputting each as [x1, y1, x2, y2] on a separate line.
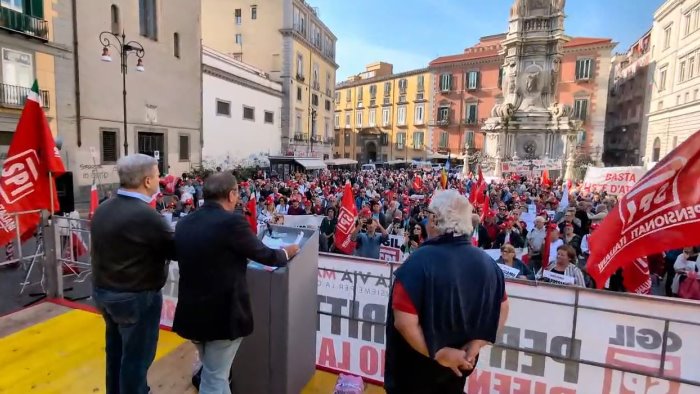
[91, 194, 174, 292]
[172, 201, 287, 341]
[493, 230, 525, 249]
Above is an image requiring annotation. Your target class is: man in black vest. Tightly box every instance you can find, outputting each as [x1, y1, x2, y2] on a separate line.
[173, 172, 299, 393]
[91, 154, 173, 394]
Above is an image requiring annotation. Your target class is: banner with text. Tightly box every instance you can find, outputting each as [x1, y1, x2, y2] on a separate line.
[582, 166, 645, 196]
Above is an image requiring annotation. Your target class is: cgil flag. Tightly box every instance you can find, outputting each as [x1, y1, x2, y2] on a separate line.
[334, 181, 357, 255]
[586, 131, 700, 288]
[0, 80, 65, 246]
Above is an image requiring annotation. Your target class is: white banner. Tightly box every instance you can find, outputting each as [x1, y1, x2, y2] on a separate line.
[379, 234, 404, 263]
[582, 166, 645, 196]
[281, 214, 325, 229]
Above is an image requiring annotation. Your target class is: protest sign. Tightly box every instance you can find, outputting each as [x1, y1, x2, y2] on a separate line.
[582, 166, 645, 196]
[379, 234, 404, 263]
[498, 263, 522, 279]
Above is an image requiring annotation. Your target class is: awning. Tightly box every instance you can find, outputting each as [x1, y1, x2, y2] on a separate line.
[324, 159, 358, 166]
[385, 160, 408, 165]
[427, 153, 449, 160]
[294, 158, 327, 170]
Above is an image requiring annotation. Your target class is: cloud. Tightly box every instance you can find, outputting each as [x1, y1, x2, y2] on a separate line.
[335, 37, 433, 80]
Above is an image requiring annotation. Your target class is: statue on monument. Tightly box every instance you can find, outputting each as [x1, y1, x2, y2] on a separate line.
[526, 72, 539, 93]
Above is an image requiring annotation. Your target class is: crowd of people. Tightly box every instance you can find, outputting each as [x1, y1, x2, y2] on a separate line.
[155, 165, 699, 297]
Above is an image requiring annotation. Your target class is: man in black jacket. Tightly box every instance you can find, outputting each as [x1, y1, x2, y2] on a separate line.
[91, 154, 173, 394]
[173, 172, 299, 393]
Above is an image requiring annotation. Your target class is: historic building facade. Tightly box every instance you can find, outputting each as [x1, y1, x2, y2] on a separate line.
[334, 62, 433, 163]
[202, 0, 338, 159]
[603, 31, 652, 166]
[645, 0, 700, 165]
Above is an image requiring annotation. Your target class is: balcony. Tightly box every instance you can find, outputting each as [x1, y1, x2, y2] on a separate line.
[0, 83, 49, 109]
[463, 118, 478, 125]
[430, 119, 450, 127]
[293, 132, 308, 142]
[0, 7, 49, 41]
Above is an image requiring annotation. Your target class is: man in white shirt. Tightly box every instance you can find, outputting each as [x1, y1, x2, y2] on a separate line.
[527, 217, 548, 271]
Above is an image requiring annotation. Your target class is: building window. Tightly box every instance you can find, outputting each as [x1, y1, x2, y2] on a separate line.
[312, 63, 319, 90]
[356, 86, 363, 101]
[297, 87, 302, 101]
[101, 129, 118, 163]
[382, 108, 391, 126]
[680, 60, 687, 82]
[417, 75, 425, 92]
[296, 53, 304, 79]
[664, 25, 672, 49]
[325, 99, 331, 111]
[173, 33, 180, 58]
[685, 12, 692, 36]
[397, 132, 406, 149]
[345, 113, 350, 127]
[384, 82, 391, 97]
[413, 132, 424, 149]
[334, 113, 339, 128]
[312, 93, 319, 107]
[235, 8, 242, 24]
[398, 79, 408, 94]
[439, 74, 452, 92]
[296, 111, 303, 134]
[414, 104, 424, 125]
[380, 132, 389, 146]
[467, 71, 479, 90]
[466, 130, 475, 148]
[346, 89, 351, 102]
[2, 48, 33, 89]
[264, 111, 274, 124]
[2, 0, 23, 12]
[652, 137, 661, 161]
[344, 131, 350, 145]
[659, 68, 667, 91]
[251, 5, 257, 20]
[575, 59, 592, 80]
[235, 34, 242, 45]
[369, 109, 376, 126]
[355, 111, 363, 127]
[466, 103, 478, 124]
[243, 106, 255, 121]
[326, 72, 332, 95]
[334, 92, 340, 103]
[573, 99, 589, 121]
[110, 4, 121, 34]
[438, 106, 449, 122]
[690, 56, 696, 79]
[439, 131, 448, 149]
[179, 135, 190, 161]
[369, 84, 377, 99]
[695, 7, 700, 31]
[139, 0, 158, 40]
[334, 132, 340, 146]
[216, 99, 231, 116]
[397, 105, 407, 126]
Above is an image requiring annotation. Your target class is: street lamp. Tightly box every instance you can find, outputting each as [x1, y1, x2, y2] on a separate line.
[99, 31, 145, 156]
[309, 108, 317, 155]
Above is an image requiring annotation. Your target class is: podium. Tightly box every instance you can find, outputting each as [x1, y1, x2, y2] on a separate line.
[230, 225, 319, 394]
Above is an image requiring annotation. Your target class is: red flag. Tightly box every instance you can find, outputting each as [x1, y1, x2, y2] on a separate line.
[246, 192, 257, 234]
[541, 223, 556, 269]
[477, 167, 484, 185]
[412, 175, 423, 191]
[622, 257, 651, 294]
[334, 182, 357, 255]
[587, 131, 700, 288]
[474, 181, 487, 205]
[149, 196, 157, 209]
[89, 182, 98, 219]
[480, 196, 491, 221]
[0, 80, 65, 247]
[541, 169, 552, 187]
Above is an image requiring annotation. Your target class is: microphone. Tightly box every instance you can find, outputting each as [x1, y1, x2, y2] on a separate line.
[266, 221, 273, 237]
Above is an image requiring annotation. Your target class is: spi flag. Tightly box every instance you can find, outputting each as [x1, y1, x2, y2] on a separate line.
[412, 175, 423, 192]
[246, 191, 258, 234]
[334, 181, 357, 254]
[88, 181, 98, 219]
[586, 131, 700, 288]
[0, 80, 65, 246]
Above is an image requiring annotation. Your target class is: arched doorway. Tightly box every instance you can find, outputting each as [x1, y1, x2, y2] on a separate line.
[366, 141, 377, 163]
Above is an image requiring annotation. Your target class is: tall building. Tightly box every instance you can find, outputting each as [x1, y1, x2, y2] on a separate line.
[603, 31, 652, 166]
[202, 46, 283, 167]
[334, 62, 433, 163]
[645, 0, 700, 165]
[54, 0, 202, 201]
[202, 0, 338, 160]
[430, 5, 614, 177]
[0, 0, 63, 162]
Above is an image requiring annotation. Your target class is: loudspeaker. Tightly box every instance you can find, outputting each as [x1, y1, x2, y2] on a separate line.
[55, 172, 75, 214]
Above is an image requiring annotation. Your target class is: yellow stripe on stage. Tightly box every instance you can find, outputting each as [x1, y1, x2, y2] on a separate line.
[0, 309, 186, 394]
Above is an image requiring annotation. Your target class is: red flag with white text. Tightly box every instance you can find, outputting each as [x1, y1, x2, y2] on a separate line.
[334, 182, 357, 255]
[587, 131, 700, 288]
[89, 182, 98, 219]
[622, 257, 651, 294]
[0, 80, 65, 247]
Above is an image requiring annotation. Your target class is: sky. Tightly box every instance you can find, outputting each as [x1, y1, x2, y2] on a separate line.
[310, 0, 664, 80]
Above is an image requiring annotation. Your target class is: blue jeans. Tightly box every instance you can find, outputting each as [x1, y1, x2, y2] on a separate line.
[93, 287, 162, 394]
[194, 338, 243, 394]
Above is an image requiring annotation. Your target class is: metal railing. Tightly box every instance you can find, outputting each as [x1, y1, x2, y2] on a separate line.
[0, 83, 50, 109]
[0, 6, 49, 41]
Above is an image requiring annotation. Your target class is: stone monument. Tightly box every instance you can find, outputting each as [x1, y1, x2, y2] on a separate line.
[483, 0, 580, 180]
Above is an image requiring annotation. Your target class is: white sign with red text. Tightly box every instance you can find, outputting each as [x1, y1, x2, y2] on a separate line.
[582, 166, 645, 196]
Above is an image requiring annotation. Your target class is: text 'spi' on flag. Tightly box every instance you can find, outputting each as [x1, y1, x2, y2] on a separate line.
[586, 131, 700, 288]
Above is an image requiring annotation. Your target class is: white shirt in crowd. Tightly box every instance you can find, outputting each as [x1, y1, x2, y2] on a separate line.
[549, 239, 564, 264]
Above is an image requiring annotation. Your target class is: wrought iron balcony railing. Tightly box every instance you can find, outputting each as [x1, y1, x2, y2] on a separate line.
[0, 83, 49, 109]
[0, 7, 49, 41]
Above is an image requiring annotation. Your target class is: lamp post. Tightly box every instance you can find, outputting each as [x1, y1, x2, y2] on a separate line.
[309, 108, 317, 156]
[99, 31, 145, 156]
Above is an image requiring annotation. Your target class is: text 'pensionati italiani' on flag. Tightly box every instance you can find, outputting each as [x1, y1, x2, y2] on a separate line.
[0, 80, 65, 246]
[586, 130, 700, 288]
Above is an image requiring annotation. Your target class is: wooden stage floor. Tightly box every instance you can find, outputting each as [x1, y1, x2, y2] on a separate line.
[0, 302, 384, 394]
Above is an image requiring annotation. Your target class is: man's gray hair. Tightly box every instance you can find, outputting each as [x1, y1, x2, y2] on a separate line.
[117, 154, 158, 188]
[203, 172, 238, 200]
[428, 190, 474, 236]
